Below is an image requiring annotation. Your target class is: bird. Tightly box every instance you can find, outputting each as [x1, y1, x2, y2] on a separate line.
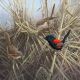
[45, 30, 71, 50]
[4, 31, 22, 60]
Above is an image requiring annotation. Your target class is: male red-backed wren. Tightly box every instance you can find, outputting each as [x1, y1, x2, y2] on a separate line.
[45, 30, 71, 50]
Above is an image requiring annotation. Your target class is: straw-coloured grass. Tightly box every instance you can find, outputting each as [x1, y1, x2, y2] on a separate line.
[0, 0, 80, 80]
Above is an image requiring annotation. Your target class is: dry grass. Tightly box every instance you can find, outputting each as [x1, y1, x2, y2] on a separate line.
[0, 0, 80, 80]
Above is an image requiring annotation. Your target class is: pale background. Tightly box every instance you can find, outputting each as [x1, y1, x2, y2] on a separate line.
[0, 0, 79, 28]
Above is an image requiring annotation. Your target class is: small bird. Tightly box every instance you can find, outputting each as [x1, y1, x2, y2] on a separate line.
[45, 30, 71, 50]
[4, 31, 22, 60]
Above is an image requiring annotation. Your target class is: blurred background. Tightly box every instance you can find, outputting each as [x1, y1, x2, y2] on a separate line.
[0, 0, 60, 27]
[0, 0, 66, 28]
[0, 0, 79, 28]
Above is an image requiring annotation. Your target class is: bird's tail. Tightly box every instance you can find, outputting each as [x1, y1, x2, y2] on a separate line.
[62, 30, 71, 43]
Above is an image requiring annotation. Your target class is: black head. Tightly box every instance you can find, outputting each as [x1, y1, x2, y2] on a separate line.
[45, 35, 56, 41]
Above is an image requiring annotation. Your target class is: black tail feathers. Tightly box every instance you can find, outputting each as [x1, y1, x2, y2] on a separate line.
[62, 30, 71, 43]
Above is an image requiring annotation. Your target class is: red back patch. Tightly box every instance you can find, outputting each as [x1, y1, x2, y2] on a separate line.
[52, 39, 61, 44]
